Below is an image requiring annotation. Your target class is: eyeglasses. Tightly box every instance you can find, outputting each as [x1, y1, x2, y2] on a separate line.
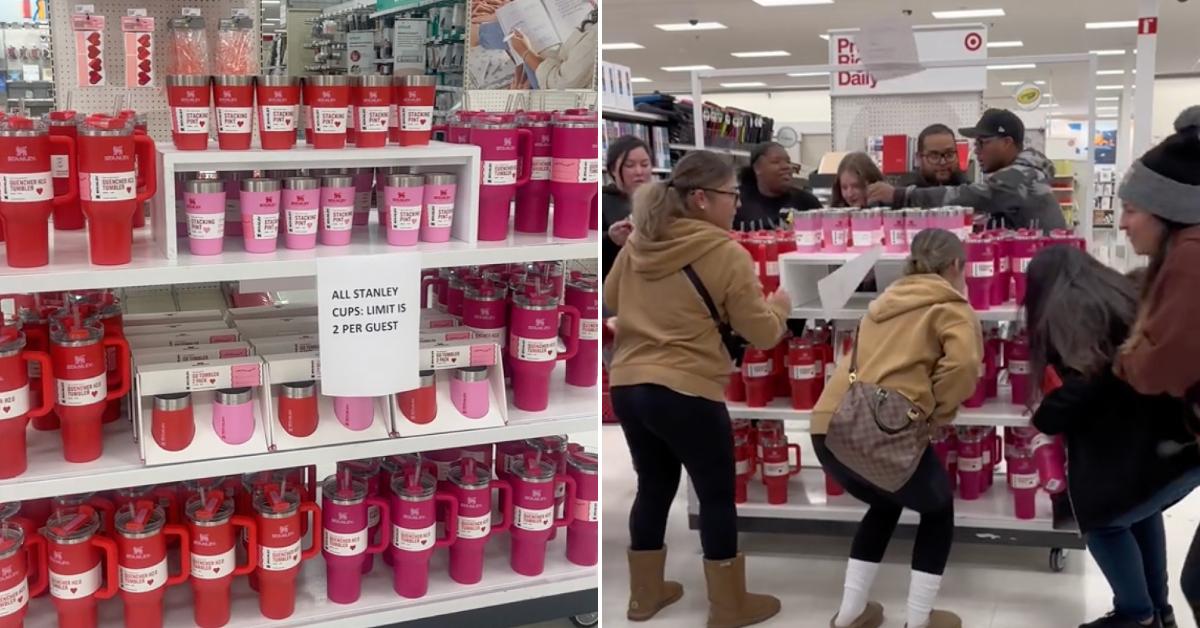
[701, 187, 741, 203]
[922, 150, 959, 164]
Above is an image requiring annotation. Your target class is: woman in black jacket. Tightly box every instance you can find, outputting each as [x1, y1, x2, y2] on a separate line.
[1025, 245, 1200, 628]
[735, 142, 821, 230]
[602, 136, 652, 278]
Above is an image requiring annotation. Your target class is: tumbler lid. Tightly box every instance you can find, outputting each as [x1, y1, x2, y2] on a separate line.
[552, 109, 597, 128]
[380, 453, 422, 474]
[321, 475, 367, 505]
[49, 319, 102, 347]
[283, 176, 320, 191]
[0, 525, 24, 560]
[0, 115, 46, 136]
[566, 274, 598, 293]
[47, 110, 81, 125]
[512, 292, 559, 310]
[424, 172, 457, 185]
[253, 485, 301, 518]
[167, 74, 212, 88]
[214, 75, 254, 87]
[321, 174, 354, 189]
[0, 502, 18, 522]
[517, 111, 554, 127]
[0, 327, 25, 357]
[242, 178, 281, 193]
[154, 392, 192, 412]
[308, 75, 348, 87]
[391, 468, 436, 501]
[525, 435, 567, 454]
[567, 450, 598, 474]
[79, 115, 134, 136]
[214, 387, 253, 405]
[453, 366, 489, 382]
[418, 369, 436, 387]
[185, 491, 234, 525]
[281, 380, 316, 399]
[464, 281, 504, 301]
[359, 74, 392, 87]
[386, 174, 425, 188]
[401, 74, 438, 87]
[338, 458, 381, 478]
[114, 501, 166, 538]
[185, 179, 224, 195]
[447, 458, 490, 489]
[258, 75, 299, 87]
[512, 455, 556, 483]
[43, 506, 100, 543]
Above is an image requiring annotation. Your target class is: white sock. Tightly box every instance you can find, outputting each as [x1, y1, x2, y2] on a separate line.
[906, 570, 943, 628]
[834, 559, 880, 627]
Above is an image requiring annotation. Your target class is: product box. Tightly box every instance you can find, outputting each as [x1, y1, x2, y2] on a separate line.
[134, 356, 269, 465]
[226, 303, 319, 321]
[250, 334, 320, 354]
[123, 309, 227, 327]
[261, 352, 394, 451]
[393, 342, 507, 437]
[233, 316, 319, 338]
[419, 309, 460, 330]
[132, 342, 255, 366]
[128, 329, 244, 349]
[419, 338, 500, 370]
[420, 328, 478, 345]
[123, 320, 234, 337]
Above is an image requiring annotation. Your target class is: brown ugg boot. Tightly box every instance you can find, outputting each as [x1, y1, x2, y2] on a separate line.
[908, 609, 961, 628]
[627, 547, 684, 621]
[703, 554, 781, 628]
[830, 601, 885, 628]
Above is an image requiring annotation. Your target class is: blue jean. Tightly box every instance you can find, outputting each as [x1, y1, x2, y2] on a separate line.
[1086, 467, 1200, 620]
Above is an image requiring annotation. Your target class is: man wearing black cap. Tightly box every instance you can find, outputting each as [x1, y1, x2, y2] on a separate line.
[735, 141, 822, 230]
[867, 109, 1065, 230]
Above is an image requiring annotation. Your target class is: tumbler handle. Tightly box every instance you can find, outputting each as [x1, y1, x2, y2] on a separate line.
[514, 128, 533, 188]
[47, 135, 78, 207]
[92, 534, 120, 600]
[164, 524, 190, 586]
[788, 444, 802, 477]
[299, 502, 322, 561]
[101, 336, 131, 400]
[554, 475, 576, 528]
[420, 275, 436, 309]
[556, 304, 581, 362]
[23, 350, 54, 418]
[365, 496, 390, 555]
[490, 479, 513, 534]
[132, 133, 157, 205]
[231, 515, 257, 576]
[24, 531, 47, 597]
[434, 493, 458, 548]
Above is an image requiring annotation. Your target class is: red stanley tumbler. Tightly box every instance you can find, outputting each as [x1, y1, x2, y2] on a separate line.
[77, 116, 157, 265]
[213, 76, 254, 151]
[185, 491, 256, 628]
[0, 522, 48, 627]
[0, 115, 78, 267]
[256, 75, 299, 150]
[304, 76, 350, 150]
[396, 74, 436, 146]
[388, 467, 457, 598]
[47, 110, 84, 229]
[759, 434, 801, 505]
[0, 325, 55, 478]
[741, 348, 774, 408]
[787, 338, 823, 410]
[50, 319, 131, 462]
[253, 485, 321, 620]
[44, 506, 119, 628]
[447, 459, 512, 585]
[353, 76, 391, 148]
[114, 502, 190, 628]
[166, 75, 212, 151]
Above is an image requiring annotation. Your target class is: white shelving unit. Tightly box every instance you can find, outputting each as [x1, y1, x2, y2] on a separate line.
[726, 399, 1031, 428]
[668, 143, 752, 158]
[603, 109, 666, 124]
[791, 294, 1020, 323]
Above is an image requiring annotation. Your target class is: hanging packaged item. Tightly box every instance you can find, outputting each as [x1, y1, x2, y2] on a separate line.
[216, 15, 257, 76]
[121, 15, 155, 87]
[72, 13, 106, 87]
[168, 15, 209, 76]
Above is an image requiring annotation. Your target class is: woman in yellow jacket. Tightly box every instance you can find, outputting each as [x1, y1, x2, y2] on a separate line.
[606, 150, 790, 628]
[812, 228, 982, 628]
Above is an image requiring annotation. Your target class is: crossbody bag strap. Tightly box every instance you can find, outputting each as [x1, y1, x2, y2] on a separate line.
[682, 265, 723, 325]
[848, 323, 862, 382]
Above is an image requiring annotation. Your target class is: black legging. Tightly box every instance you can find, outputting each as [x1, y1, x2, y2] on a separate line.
[813, 435, 955, 575]
[611, 383, 737, 560]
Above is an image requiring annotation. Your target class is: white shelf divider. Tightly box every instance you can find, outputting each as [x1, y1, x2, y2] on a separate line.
[726, 398, 1031, 428]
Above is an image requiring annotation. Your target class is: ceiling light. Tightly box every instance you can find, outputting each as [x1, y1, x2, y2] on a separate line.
[1096, 96, 1120, 101]
[1098, 113, 1118, 118]
[260, 0, 279, 3]
[1000, 80, 1045, 86]
[1095, 69, 1125, 75]
[932, 8, 1005, 18]
[788, 71, 831, 77]
[819, 34, 830, 40]
[753, 0, 834, 5]
[987, 40, 1023, 48]
[602, 43, 644, 51]
[630, 77, 652, 83]
[655, 22, 727, 31]
[1041, 103, 1060, 108]
[1086, 20, 1138, 30]
[1097, 85, 1126, 90]
[987, 63, 1037, 70]
[720, 82, 767, 88]
[1097, 106, 1119, 111]
[661, 65, 715, 72]
[1090, 49, 1127, 56]
[731, 50, 791, 58]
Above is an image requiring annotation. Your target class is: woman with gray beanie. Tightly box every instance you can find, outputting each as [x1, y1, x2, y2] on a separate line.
[1114, 105, 1200, 626]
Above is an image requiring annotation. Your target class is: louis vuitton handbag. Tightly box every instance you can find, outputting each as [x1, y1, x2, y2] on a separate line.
[824, 327, 931, 492]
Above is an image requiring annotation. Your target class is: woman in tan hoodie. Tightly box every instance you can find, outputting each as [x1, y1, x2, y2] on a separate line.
[811, 229, 982, 628]
[606, 150, 791, 628]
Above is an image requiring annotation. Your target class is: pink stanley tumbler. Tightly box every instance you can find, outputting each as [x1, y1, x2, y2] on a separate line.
[964, 235, 995, 310]
[319, 173, 355, 246]
[508, 291, 581, 412]
[471, 113, 532, 241]
[183, 178, 225, 256]
[1008, 447, 1039, 520]
[282, 176, 319, 250]
[565, 450, 598, 566]
[564, 273, 599, 387]
[510, 453, 575, 576]
[955, 427, 986, 501]
[447, 459, 512, 585]
[239, 178, 281, 254]
[550, 110, 599, 239]
[388, 467, 457, 599]
[382, 174, 424, 246]
[514, 111, 553, 234]
[321, 475, 389, 605]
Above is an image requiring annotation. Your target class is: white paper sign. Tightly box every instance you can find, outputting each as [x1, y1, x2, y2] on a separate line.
[392, 19, 427, 72]
[856, 18, 922, 81]
[317, 253, 420, 395]
[817, 247, 883, 319]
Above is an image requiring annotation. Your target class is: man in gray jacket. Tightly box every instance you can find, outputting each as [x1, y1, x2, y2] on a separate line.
[867, 109, 1066, 231]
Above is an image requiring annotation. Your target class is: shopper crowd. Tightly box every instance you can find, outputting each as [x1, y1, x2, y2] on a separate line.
[603, 104, 1200, 628]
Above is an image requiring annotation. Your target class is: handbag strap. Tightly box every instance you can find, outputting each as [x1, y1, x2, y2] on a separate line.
[682, 265, 723, 327]
[848, 323, 862, 382]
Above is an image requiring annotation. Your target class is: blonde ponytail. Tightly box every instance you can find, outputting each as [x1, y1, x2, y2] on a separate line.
[904, 228, 966, 276]
[631, 151, 733, 242]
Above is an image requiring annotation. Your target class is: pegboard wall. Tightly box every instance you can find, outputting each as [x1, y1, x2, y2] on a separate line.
[51, 0, 260, 142]
[461, 89, 596, 112]
[832, 93, 983, 153]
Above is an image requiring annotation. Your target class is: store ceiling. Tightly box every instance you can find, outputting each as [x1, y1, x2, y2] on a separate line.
[602, 0, 1200, 117]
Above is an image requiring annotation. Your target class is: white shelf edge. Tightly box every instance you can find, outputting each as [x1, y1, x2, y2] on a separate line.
[791, 295, 1020, 322]
[726, 399, 1031, 428]
[603, 109, 667, 123]
[668, 143, 752, 158]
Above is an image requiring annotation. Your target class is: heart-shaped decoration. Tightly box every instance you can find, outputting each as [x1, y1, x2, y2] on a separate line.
[146, 579, 154, 585]
[87, 32, 100, 45]
[89, 58, 102, 71]
[138, 35, 150, 46]
[334, 121, 342, 128]
[349, 544, 356, 550]
[139, 59, 151, 71]
[212, 567, 220, 573]
[16, 595, 23, 603]
[138, 73, 150, 86]
[87, 47, 100, 60]
[421, 538, 429, 546]
[125, 186, 132, 193]
[2, 406, 9, 413]
[35, 187, 43, 195]
[198, 120, 206, 128]
[236, 120, 244, 127]
[208, 378, 216, 384]
[202, 226, 210, 233]
[137, 48, 150, 60]
[69, 587, 77, 593]
[419, 117, 428, 125]
[89, 72, 102, 84]
[90, 390, 98, 397]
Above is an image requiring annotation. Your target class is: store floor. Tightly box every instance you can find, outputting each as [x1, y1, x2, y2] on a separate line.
[601, 426, 1200, 628]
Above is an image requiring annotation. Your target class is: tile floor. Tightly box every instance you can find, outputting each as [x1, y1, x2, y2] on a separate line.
[601, 426, 1200, 628]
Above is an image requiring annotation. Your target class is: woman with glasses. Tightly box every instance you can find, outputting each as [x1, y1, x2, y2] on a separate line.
[607, 150, 790, 627]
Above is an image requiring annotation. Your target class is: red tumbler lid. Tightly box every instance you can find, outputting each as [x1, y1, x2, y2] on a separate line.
[49, 110, 78, 122]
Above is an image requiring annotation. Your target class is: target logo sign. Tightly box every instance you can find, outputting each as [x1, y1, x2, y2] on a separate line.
[964, 32, 983, 51]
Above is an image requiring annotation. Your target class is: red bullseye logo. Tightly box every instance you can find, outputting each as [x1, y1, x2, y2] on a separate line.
[964, 33, 983, 51]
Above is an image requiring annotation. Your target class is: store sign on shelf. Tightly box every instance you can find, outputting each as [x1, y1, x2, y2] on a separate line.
[828, 25, 988, 96]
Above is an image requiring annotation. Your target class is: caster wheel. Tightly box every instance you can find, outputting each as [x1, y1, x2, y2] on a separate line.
[1049, 548, 1068, 572]
[571, 612, 599, 627]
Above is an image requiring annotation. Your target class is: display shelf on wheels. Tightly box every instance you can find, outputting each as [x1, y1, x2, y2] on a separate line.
[687, 246, 1087, 572]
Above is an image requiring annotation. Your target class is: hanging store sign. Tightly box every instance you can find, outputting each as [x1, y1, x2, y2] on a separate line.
[828, 24, 987, 96]
[1013, 82, 1043, 111]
